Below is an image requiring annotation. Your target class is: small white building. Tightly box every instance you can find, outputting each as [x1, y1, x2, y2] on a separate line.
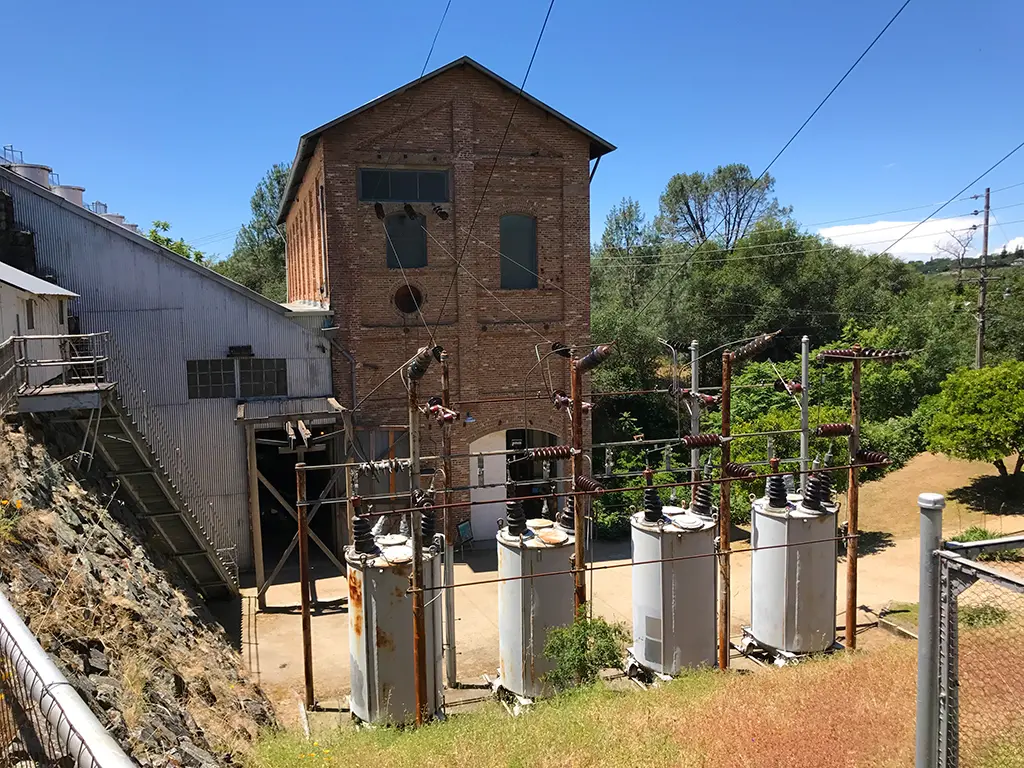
[0, 261, 77, 387]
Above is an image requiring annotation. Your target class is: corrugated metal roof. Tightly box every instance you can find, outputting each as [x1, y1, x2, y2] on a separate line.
[0, 261, 77, 297]
[277, 55, 617, 224]
[238, 396, 345, 422]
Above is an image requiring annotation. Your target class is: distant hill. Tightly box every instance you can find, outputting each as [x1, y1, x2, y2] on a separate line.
[908, 247, 1024, 276]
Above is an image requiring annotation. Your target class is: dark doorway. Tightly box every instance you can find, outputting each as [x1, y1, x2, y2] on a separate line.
[255, 426, 336, 576]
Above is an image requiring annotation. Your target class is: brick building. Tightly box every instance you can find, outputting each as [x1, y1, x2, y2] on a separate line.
[278, 56, 614, 539]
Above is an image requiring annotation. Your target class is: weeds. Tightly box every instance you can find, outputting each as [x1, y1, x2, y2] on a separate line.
[543, 608, 628, 691]
[949, 526, 1023, 562]
[959, 603, 1010, 629]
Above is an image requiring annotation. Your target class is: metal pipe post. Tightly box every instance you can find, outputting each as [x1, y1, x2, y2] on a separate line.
[408, 376, 428, 725]
[295, 462, 314, 710]
[845, 345, 862, 650]
[915, 492, 945, 768]
[800, 335, 810, 494]
[440, 353, 457, 689]
[690, 340, 701, 475]
[717, 350, 732, 671]
[570, 358, 586, 612]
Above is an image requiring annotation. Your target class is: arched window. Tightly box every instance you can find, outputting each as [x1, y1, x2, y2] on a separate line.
[385, 212, 427, 269]
[500, 214, 537, 289]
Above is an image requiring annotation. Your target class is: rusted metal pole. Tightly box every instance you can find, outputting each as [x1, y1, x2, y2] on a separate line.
[440, 353, 457, 689]
[717, 351, 732, 671]
[846, 344, 862, 650]
[408, 375, 428, 724]
[570, 358, 586, 612]
[295, 462, 314, 710]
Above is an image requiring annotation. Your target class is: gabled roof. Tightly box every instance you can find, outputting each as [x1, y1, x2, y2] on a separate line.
[0, 261, 77, 297]
[277, 55, 616, 224]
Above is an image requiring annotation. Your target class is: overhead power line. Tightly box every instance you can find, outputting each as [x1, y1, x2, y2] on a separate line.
[629, 0, 914, 322]
[432, 0, 558, 335]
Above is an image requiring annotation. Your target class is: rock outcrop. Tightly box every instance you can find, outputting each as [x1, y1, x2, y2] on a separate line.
[0, 419, 276, 766]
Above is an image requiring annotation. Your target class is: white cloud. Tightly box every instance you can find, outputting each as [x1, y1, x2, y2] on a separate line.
[990, 235, 1024, 254]
[818, 217, 980, 261]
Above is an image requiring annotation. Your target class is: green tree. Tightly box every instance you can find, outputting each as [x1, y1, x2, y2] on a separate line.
[147, 221, 206, 263]
[591, 197, 663, 311]
[213, 163, 290, 301]
[656, 164, 791, 249]
[926, 362, 1024, 477]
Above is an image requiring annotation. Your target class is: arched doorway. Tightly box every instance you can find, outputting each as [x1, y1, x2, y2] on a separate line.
[468, 429, 559, 542]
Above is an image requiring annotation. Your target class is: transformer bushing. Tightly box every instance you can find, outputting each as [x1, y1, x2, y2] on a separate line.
[691, 482, 714, 518]
[766, 473, 788, 509]
[504, 484, 527, 536]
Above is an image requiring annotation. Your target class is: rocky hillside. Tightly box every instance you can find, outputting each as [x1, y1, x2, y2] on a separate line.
[0, 418, 276, 766]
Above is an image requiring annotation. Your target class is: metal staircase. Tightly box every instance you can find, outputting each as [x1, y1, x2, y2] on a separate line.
[84, 394, 239, 600]
[3, 332, 238, 600]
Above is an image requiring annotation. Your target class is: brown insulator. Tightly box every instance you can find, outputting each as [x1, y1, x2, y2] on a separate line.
[691, 482, 714, 517]
[723, 462, 756, 479]
[773, 379, 803, 394]
[504, 482, 527, 536]
[557, 494, 575, 531]
[817, 348, 859, 362]
[551, 389, 571, 410]
[733, 331, 780, 362]
[352, 514, 379, 555]
[681, 433, 723, 448]
[814, 471, 833, 506]
[643, 469, 663, 523]
[529, 445, 574, 459]
[814, 422, 854, 437]
[862, 348, 914, 362]
[373, 202, 386, 220]
[857, 449, 891, 466]
[576, 344, 614, 373]
[574, 475, 604, 493]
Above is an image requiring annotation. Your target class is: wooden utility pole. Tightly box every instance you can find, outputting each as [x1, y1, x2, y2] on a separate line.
[976, 187, 990, 369]
[570, 358, 586, 612]
[407, 375, 428, 725]
[846, 345, 862, 651]
[295, 462, 314, 709]
[717, 351, 732, 671]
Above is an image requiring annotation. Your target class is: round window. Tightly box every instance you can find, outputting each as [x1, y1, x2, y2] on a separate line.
[393, 285, 424, 315]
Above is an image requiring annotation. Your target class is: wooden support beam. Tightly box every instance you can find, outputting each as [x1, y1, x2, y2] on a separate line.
[247, 423, 267, 610]
[256, 470, 346, 573]
[284, 420, 296, 449]
[297, 419, 312, 447]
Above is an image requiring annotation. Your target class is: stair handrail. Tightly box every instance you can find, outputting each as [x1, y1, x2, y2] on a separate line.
[101, 332, 234, 575]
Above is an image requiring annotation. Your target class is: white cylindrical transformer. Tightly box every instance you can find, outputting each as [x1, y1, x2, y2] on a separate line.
[497, 518, 575, 700]
[346, 533, 444, 725]
[630, 505, 716, 675]
[750, 493, 838, 654]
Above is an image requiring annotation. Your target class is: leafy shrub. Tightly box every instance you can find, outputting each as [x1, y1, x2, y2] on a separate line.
[544, 609, 629, 691]
[948, 526, 1023, 562]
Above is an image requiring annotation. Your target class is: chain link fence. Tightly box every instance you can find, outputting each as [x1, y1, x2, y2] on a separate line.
[936, 537, 1024, 767]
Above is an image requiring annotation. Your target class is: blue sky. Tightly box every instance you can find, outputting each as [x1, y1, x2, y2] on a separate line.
[4, 0, 1023, 260]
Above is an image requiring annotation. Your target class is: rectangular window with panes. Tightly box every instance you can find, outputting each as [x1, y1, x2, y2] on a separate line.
[186, 359, 237, 399]
[238, 358, 288, 398]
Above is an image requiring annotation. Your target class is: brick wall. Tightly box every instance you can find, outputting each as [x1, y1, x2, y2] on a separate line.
[289, 62, 599, 522]
[285, 141, 325, 304]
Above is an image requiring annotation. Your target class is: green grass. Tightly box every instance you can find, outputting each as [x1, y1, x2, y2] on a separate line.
[948, 527, 1023, 562]
[253, 675, 720, 768]
[883, 600, 1010, 631]
[883, 601, 920, 631]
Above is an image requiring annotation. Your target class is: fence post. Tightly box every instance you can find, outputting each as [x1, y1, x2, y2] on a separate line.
[916, 491, 945, 768]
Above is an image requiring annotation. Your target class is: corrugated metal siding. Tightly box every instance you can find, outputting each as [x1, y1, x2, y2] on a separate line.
[0, 170, 334, 571]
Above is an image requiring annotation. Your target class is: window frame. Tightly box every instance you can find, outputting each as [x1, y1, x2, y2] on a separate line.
[185, 357, 289, 400]
[238, 357, 289, 399]
[25, 299, 35, 330]
[499, 213, 539, 290]
[186, 359, 238, 400]
[358, 168, 450, 203]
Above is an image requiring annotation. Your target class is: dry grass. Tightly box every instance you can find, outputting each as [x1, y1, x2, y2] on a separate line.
[254, 643, 920, 768]
[119, 654, 151, 736]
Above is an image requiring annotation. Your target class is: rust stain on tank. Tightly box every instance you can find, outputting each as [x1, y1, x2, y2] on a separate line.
[376, 626, 393, 650]
[348, 570, 363, 636]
